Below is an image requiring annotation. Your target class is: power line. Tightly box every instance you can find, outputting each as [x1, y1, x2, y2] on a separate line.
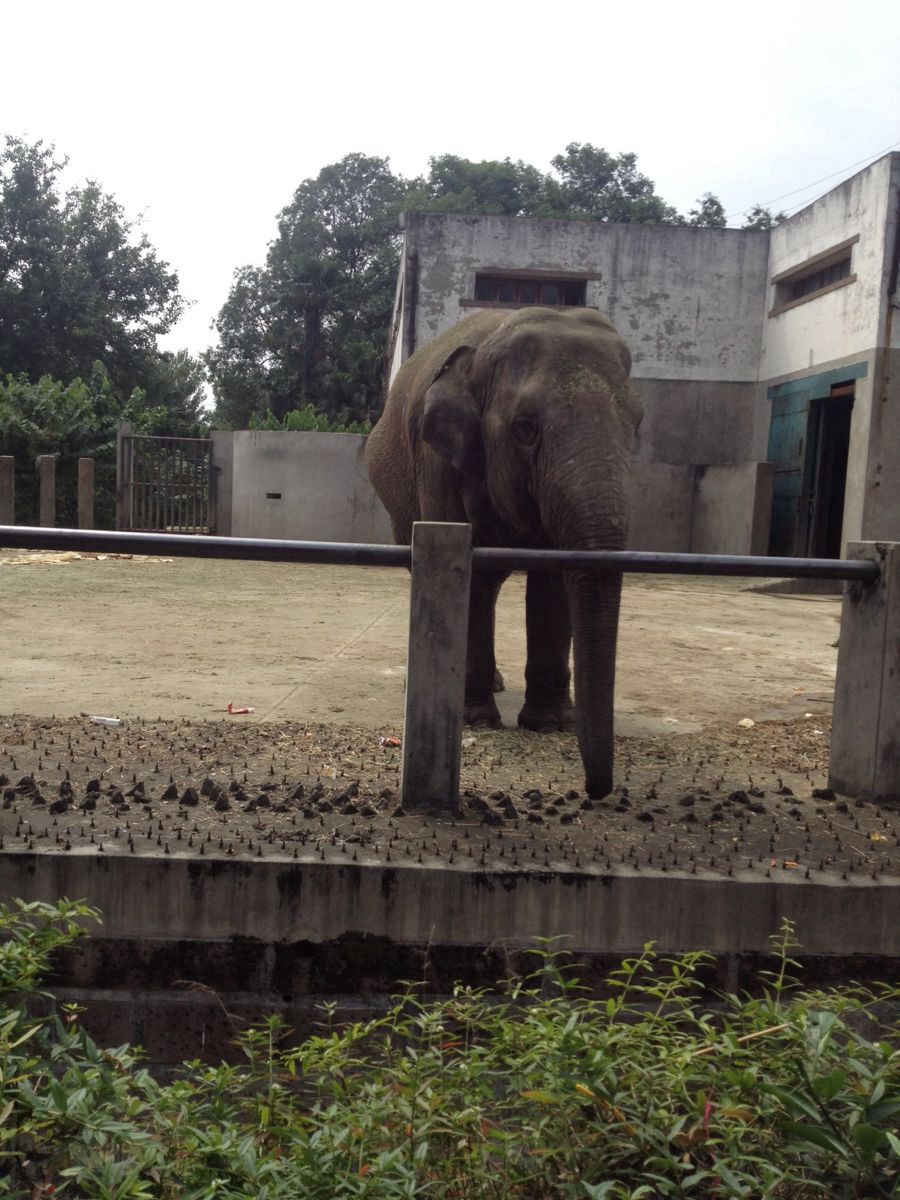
[726, 137, 900, 221]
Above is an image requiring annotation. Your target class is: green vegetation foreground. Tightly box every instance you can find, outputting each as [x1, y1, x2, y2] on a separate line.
[1, 900, 898, 1198]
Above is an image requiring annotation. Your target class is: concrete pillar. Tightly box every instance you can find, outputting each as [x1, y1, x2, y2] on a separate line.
[116, 422, 133, 531]
[400, 522, 472, 812]
[78, 458, 95, 529]
[37, 455, 55, 527]
[0, 456, 13, 525]
[829, 542, 900, 804]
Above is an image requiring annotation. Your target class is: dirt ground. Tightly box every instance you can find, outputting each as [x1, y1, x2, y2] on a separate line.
[0, 550, 896, 880]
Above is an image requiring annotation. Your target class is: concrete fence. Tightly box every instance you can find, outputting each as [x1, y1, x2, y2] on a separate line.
[403, 525, 898, 810]
[0, 454, 95, 529]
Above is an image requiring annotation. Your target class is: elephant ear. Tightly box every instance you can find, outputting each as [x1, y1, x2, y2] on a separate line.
[421, 344, 496, 535]
[421, 344, 482, 475]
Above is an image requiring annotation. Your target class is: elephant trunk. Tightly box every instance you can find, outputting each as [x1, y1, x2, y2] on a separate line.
[534, 407, 636, 799]
[565, 567, 623, 799]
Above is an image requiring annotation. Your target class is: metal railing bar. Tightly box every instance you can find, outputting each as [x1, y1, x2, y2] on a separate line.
[0, 526, 412, 568]
[472, 547, 878, 580]
[0, 526, 880, 582]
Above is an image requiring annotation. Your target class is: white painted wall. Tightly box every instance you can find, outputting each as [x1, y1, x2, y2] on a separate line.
[759, 154, 896, 381]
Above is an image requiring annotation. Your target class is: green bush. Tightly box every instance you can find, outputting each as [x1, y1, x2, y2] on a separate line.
[247, 404, 370, 434]
[1, 901, 898, 1198]
[0, 365, 206, 528]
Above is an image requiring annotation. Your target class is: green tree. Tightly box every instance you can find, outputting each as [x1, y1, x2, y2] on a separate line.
[0, 362, 182, 526]
[207, 154, 408, 429]
[742, 203, 787, 230]
[550, 142, 680, 224]
[412, 154, 562, 218]
[0, 137, 186, 398]
[688, 191, 727, 227]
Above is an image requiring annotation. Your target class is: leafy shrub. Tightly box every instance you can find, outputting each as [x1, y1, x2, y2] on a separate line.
[0, 901, 898, 1198]
[248, 404, 371, 434]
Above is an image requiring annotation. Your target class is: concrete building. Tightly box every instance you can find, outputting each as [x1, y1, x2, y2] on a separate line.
[387, 153, 900, 557]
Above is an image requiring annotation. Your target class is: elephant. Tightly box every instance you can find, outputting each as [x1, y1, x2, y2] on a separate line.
[365, 305, 642, 799]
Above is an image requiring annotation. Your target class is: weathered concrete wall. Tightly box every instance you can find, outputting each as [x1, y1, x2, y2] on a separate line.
[3, 852, 897, 957]
[209, 430, 234, 536]
[398, 212, 770, 471]
[634, 379, 756, 466]
[407, 213, 769, 384]
[862, 349, 900, 541]
[629, 461, 773, 554]
[628, 463, 694, 551]
[210, 430, 766, 554]
[5, 852, 897, 1066]
[217, 431, 393, 543]
[692, 463, 774, 556]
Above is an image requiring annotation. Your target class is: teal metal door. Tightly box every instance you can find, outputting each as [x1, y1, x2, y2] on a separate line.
[768, 391, 810, 557]
[766, 363, 866, 556]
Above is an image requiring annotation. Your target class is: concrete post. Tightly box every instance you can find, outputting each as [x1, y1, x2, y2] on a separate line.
[829, 542, 900, 804]
[78, 458, 94, 529]
[116, 422, 133, 531]
[0, 456, 13, 525]
[400, 522, 472, 812]
[37, 455, 56, 527]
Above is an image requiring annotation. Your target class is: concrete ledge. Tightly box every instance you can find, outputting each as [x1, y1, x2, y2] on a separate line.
[2, 852, 897, 958]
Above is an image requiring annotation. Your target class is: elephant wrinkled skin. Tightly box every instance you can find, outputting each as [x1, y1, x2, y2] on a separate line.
[365, 306, 642, 799]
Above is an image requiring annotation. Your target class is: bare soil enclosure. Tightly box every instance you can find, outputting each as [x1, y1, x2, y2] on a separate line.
[0, 550, 895, 880]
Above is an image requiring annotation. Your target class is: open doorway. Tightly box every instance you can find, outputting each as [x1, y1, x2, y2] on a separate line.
[802, 385, 853, 558]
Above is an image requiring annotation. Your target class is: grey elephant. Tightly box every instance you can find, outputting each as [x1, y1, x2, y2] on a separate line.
[365, 305, 642, 799]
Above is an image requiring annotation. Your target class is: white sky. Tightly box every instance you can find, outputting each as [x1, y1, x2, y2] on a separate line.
[3, 0, 899, 361]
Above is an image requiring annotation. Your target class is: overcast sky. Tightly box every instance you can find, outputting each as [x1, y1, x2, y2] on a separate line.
[3, 0, 898, 361]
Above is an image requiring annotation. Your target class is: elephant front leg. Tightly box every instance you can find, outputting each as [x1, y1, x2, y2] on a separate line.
[464, 570, 506, 727]
[519, 570, 575, 733]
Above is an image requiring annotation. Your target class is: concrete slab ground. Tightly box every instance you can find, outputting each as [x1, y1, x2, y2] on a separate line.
[0, 551, 840, 735]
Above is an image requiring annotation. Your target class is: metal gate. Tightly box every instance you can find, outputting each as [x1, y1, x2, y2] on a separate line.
[116, 427, 214, 533]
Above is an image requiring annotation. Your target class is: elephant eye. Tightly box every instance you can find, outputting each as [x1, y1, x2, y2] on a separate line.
[512, 414, 539, 447]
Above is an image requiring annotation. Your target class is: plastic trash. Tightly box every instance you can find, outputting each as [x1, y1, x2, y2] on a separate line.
[738, 718, 755, 728]
[461, 736, 476, 748]
[89, 715, 122, 727]
[226, 702, 255, 715]
[379, 735, 401, 748]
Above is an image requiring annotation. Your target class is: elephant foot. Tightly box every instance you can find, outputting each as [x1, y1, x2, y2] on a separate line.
[493, 668, 505, 693]
[585, 770, 614, 801]
[517, 700, 576, 734]
[465, 698, 503, 728]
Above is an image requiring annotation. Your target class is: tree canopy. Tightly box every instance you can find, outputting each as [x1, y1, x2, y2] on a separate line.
[206, 154, 406, 429]
[0, 136, 208, 525]
[0, 136, 205, 430]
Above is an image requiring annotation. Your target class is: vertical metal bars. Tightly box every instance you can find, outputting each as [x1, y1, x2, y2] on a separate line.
[117, 434, 212, 534]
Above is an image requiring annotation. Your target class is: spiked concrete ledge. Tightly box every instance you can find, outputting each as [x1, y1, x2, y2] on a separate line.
[2, 850, 898, 958]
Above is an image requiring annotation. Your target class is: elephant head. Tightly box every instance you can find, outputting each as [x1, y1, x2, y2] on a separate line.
[420, 306, 642, 798]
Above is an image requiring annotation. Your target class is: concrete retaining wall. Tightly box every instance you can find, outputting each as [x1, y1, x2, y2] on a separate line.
[692, 463, 774, 555]
[4, 852, 898, 1067]
[3, 852, 897, 956]
[209, 430, 770, 555]
[211, 431, 393, 543]
[629, 461, 773, 554]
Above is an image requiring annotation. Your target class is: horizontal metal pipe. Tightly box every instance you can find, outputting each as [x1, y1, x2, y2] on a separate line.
[0, 526, 411, 569]
[472, 547, 880, 581]
[0, 526, 880, 582]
